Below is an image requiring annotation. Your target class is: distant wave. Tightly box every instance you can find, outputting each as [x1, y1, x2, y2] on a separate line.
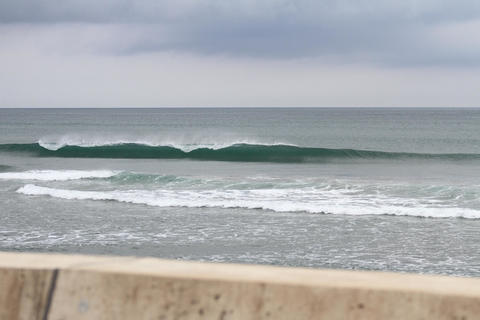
[1, 142, 480, 163]
[17, 184, 480, 219]
[0, 170, 119, 181]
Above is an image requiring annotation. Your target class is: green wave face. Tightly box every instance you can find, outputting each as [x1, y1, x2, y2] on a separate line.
[0, 143, 479, 163]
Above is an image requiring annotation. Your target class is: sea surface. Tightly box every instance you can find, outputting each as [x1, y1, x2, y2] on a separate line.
[1, 108, 480, 276]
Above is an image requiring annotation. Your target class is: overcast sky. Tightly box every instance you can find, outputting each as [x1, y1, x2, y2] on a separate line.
[1, 0, 480, 107]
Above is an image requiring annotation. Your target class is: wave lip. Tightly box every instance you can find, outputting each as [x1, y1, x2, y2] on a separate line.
[0, 170, 119, 181]
[17, 184, 480, 219]
[37, 138, 293, 152]
[1, 142, 480, 163]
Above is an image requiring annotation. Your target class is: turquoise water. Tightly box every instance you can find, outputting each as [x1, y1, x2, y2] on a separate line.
[1, 108, 480, 276]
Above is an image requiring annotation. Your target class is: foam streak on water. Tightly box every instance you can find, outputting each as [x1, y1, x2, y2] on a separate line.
[16, 181, 480, 219]
[0, 170, 119, 181]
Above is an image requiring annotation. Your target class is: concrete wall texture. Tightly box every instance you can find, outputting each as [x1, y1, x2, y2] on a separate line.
[1, 252, 480, 319]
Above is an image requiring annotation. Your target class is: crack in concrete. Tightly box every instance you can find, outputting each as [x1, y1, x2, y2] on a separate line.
[42, 269, 58, 320]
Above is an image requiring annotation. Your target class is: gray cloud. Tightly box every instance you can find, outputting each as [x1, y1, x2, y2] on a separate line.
[1, 1, 480, 24]
[1, 0, 480, 66]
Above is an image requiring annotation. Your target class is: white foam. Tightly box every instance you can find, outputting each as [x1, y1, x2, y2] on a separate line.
[16, 184, 480, 219]
[0, 170, 119, 181]
[38, 135, 296, 152]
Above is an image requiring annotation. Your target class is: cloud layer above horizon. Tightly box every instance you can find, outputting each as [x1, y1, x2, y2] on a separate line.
[1, 0, 480, 107]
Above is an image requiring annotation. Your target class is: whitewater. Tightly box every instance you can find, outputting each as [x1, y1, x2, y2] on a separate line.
[0, 168, 477, 219]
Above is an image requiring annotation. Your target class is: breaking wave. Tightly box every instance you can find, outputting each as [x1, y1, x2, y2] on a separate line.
[17, 184, 480, 219]
[1, 142, 479, 163]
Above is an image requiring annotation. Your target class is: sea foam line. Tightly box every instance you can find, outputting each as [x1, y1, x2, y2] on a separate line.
[16, 184, 480, 219]
[0, 170, 119, 181]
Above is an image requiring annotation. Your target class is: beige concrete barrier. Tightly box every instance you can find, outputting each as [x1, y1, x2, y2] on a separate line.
[1, 252, 480, 320]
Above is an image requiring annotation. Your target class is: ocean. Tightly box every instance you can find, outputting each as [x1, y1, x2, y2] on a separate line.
[1, 108, 480, 276]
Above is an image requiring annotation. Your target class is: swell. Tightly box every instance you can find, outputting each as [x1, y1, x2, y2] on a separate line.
[1, 143, 479, 163]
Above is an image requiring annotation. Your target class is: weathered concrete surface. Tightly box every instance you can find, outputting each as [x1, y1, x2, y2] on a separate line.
[0, 253, 133, 320]
[1, 252, 480, 319]
[0, 268, 52, 320]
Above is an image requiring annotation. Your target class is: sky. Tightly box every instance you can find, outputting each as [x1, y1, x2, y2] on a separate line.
[1, 0, 480, 107]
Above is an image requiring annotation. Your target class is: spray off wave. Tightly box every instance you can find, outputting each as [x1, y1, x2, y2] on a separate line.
[1, 142, 480, 163]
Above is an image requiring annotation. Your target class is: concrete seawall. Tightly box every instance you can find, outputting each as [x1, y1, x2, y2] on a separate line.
[1, 252, 480, 319]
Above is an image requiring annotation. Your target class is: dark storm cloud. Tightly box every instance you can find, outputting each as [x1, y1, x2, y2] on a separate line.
[1, 0, 480, 65]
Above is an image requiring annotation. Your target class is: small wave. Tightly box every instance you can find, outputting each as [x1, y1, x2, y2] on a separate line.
[0, 170, 119, 181]
[0, 165, 13, 172]
[1, 142, 480, 163]
[17, 184, 480, 219]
